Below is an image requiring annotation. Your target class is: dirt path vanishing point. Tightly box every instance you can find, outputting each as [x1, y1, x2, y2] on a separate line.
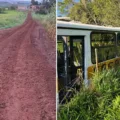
[0, 12, 56, 120]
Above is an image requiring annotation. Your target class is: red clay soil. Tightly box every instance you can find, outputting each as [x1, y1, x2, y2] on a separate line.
[0, 13, 56, 120]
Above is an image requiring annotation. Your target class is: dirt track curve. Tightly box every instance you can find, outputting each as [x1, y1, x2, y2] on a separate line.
[0, 13, 56, 120]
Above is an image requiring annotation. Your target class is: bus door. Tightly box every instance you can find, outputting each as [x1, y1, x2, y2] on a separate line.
[57, 36, 84, 103]
[69, 36, 84, 81]
[57, 36, 69, 88]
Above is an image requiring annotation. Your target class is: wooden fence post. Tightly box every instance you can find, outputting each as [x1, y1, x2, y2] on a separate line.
[95, 48, 98, 73]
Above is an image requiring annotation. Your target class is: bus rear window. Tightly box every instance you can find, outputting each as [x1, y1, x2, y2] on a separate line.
[91, 32, 116, 63]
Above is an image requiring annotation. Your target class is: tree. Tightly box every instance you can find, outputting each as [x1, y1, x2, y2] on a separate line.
[0, 8, 5, 14]
[59, 0, 120, 27]
[31, 0, 35, 5]
[49, 0, 56, 6]
[35, 0, 55, 14]
[31, 0, 38, 5]
[58, 0, 76, 14]
[34, 1, 38, 5]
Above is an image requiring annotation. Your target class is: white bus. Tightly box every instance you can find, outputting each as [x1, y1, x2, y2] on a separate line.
[57, 21, 120, 100]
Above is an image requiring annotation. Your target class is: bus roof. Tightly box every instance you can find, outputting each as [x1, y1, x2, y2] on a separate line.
[57, 21, 120, 32]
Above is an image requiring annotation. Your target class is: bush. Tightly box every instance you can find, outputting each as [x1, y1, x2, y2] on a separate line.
[104, 96, 120, 120]
[32, 4, 56, 40]
[58, 68, 120, 120]
[58, 90, 98, 120]
[35, 8, 48, 14]
[92, 68, 120, 94]
[9, 6, 17, 10]
[0, 8, 5, 14]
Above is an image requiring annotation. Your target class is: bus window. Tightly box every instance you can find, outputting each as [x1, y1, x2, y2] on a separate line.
[57, 36, 64, 89]
[73, 40, 83, 67]
[91, 32, 116, 63]
[69, 36, 84, 80]
[57, 36, 70, 89]
[117, 33, 120, 56]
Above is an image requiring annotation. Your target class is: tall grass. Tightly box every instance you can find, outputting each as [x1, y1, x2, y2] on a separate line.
[0, 10, 27, 29]
[58, 68, 120, 120]
[32, 5, 56, 41]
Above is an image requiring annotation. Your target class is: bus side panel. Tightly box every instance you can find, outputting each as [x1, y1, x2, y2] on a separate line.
[87, 57, 120, 79]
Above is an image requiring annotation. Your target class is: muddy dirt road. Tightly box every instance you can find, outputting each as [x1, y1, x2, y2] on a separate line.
[0, 13, 56, 120]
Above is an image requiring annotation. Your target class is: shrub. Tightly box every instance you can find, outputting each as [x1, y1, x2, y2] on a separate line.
[58, 90, 99, 120]
[0, 8, 5, 14]
[104, 96, 120, 120]
[32, 4, 56, 41]
[58, 68, 120, 120]
[9, 6, 17, 10]
[92, 68, 120, 94]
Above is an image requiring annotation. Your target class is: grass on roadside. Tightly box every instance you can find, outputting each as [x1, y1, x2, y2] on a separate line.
[32, 5, 56, 41]
[58, 68, 120, 120]
[0, 10, 27, 29]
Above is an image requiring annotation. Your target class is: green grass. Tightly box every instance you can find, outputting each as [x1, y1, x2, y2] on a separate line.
[0, 10, 27, 29]
[32, 12, 55, 28]
[57, 42, 63, 53]
[32, 5, 55, 28]
[58, 68, 120, 120]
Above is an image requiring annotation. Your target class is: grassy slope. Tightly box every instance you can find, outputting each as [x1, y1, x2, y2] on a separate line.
[58, 68, 120, 120]
[0, 10, 27, 29]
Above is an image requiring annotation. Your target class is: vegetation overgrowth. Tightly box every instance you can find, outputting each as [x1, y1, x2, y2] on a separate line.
[0, 10, 27, 29]
[58, 68, 120, 120]
[32, 5, 56, 41]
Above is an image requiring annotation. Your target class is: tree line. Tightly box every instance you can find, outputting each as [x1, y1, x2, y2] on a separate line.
[59, 0, 120, 27]
[31, 0, 55, 14]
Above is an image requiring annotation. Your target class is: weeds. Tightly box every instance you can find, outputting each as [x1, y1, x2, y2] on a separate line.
[32, 5, 56, 41]
[92, 68, 120, 93]
[58, 68, 120, 120]
[104, 96, 120, 120]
